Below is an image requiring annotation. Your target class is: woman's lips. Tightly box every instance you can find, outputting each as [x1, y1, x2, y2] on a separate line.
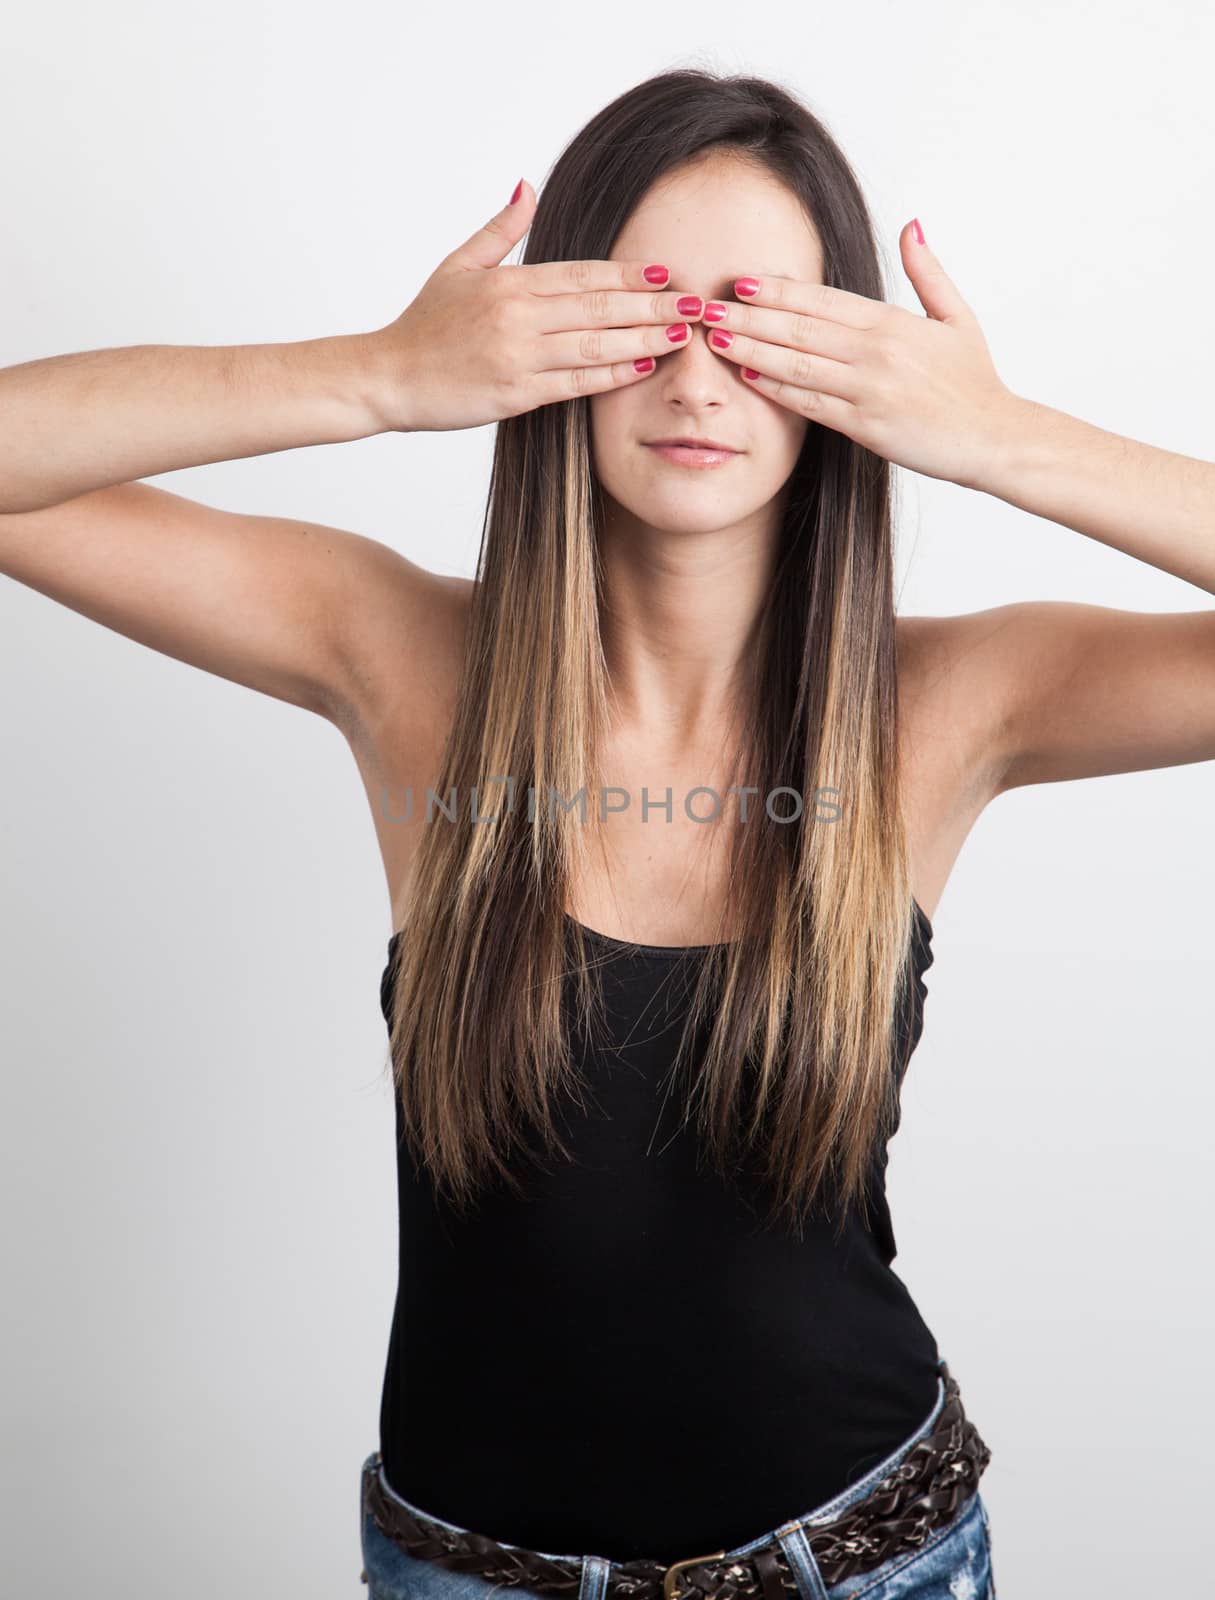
[645, 443, 740, 468]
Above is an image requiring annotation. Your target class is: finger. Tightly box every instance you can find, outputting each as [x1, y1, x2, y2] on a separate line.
[534, 317, 699, 374]
[701, 325, 862, 405]
[703, 330, 859, 432]
[529, 286, 707, 336]
[446, 178, 538, 272]
[731, 274, 887, 331]
[739, 364, 858, 433]
[702, 296, 862, 366]
[519, 256, 676, 303]
[523, 350, 671, 408]
[899, 219, 975, 325]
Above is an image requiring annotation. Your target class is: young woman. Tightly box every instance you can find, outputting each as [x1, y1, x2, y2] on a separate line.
[4, 69, 1212, 1600]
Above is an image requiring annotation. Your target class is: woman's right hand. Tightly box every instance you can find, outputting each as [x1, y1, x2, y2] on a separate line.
[366, 179, 705, 434]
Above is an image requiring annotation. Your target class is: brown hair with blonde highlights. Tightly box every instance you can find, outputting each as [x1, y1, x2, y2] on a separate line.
[384, 67, 921, 1240]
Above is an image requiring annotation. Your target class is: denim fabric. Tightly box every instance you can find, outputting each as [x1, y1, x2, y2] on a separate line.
[358, 1362, 996, 1600]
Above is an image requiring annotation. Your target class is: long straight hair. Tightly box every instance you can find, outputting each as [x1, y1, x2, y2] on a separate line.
[384, 68, 919, 1239]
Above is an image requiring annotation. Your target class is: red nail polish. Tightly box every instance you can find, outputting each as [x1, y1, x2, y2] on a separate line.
[509, 179, 523, 205]
[710, 330, 733, 349]
[644, 264, 670, 285]
[734, 278, 760, 298]
[743, 368, 760, 380]
[634, 357, 655, 374]
[666, 323, 689, 343]
[912, 218, 925, 244]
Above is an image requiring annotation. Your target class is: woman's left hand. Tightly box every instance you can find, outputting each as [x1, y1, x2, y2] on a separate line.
[702, 221, 1023, 489]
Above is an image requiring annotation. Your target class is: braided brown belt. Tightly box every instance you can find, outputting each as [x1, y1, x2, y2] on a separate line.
[361, 1363, 991, 1597]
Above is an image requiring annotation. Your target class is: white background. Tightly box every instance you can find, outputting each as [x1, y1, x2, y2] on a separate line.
[2, 3, 1212, 1596]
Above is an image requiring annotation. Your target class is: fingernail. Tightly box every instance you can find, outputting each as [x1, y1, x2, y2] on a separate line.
[710, 330, 733, 349]
[509, 179, 523, 205]
[734, 278, 760, 297]
[676, 295, 704, 317]
[702, 301, 728, 322]
[666, 323, 689, 343]
[912, 218, 925, 244]
[644, 264, 670, 285]
[634, 357, 656, 374]
[743, 368, 760, 380]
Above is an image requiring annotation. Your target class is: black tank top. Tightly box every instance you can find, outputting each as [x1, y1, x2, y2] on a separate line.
[375, 902, 940, 1562]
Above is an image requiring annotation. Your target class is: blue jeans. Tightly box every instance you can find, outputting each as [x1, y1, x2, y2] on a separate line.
[359, 1366, 997, 1600]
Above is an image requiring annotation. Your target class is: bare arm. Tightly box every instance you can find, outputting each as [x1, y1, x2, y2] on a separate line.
[0, 334, 397, 515]
[0, 333, 448, 729]
[0, 482, 458, 725]
[956, 397, 1215, 791]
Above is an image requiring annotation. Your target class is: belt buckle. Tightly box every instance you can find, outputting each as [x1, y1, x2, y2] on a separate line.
[660, 1547, 727, 1600]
